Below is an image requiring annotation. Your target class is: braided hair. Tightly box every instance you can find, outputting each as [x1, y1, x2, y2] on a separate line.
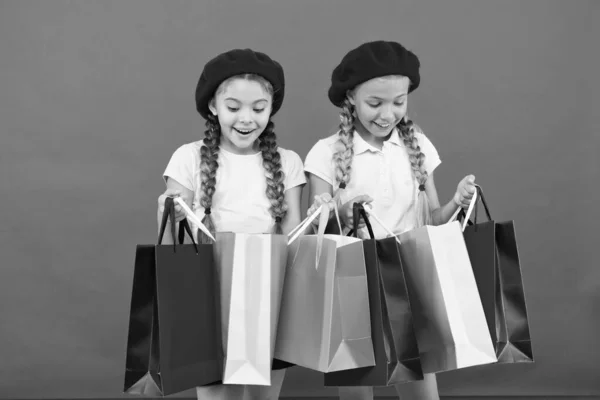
[198, 74, 287, 242]
[331, 78, 431, 228]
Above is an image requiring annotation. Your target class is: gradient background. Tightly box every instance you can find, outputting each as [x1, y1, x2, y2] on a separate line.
[1, 0, 599, 398]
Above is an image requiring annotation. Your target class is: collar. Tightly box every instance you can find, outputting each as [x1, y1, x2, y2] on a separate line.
[353, 127, 403, 155]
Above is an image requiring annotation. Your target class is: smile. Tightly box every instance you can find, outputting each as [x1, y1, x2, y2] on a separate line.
[233, 128, 256, 135]
[373, 121, 391, 129]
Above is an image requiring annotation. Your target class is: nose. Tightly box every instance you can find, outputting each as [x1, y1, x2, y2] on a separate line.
[238, 108, 252, 124]
[379, 104, 394, 121]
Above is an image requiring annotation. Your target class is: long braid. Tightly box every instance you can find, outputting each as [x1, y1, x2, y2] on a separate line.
[398, 117, 431, 227]
[332, 98, 355, 208]
[200, 73, 284, 235]
[198, 114, 220, 243]
[258, 121, 287, 234]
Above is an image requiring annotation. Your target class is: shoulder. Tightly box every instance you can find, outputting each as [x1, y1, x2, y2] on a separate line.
[170, 140, 203, 161]
[306, 132, 340, 159]
[277, 147, 304, 170]
[277, 147, 307, 189]
[413, 127, 432, 145]
[412, 127, 438, 154]
[163, 140, 204, 189]
[411, 126, 441, 172]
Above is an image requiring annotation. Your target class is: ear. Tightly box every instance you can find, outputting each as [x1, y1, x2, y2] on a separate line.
[208, 99, 217, 116]
[346, 90, 356, 106]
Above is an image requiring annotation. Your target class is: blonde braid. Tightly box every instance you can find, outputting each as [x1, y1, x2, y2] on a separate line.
[258, 121, 288, 234]
[198, 114, 220, 243]
[332, 98, 355, 206]
[398, 117, 431, 227]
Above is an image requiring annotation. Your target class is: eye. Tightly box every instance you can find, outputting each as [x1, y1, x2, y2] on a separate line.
[227, 106, 239, 112]
[367, 102, 381, 108]
[253, 108, 266, 113]
[394, 102, 405, 107]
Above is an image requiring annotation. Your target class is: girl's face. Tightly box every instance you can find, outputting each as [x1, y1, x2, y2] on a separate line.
[349, 75, 410, 138]
[209, 77, 272, 154]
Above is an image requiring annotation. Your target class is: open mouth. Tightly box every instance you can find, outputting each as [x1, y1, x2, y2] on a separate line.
[373, 121, 391, 129]
[233, 127, 256, 136]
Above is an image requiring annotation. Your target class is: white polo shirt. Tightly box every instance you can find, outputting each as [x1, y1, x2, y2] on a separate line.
[304, 128, 441, 238]
[164, 141, 306, 235]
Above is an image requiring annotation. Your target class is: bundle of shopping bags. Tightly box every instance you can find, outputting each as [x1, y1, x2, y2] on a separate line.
[123, 186, 534, 396]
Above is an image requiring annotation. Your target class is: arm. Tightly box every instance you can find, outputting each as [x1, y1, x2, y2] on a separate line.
[281, 185, 303, 235]
[426, 173, 473, 226]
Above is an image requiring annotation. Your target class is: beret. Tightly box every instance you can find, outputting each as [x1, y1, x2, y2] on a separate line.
[328, 41, 420, 107]
[195, 48, 285, 118]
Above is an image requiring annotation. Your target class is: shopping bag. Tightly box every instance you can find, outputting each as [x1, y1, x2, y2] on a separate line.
[398, 191, 497, 373]
[325, 203, 423, 386]
[456, 185, 534, 363]
[275, 204, 375, 372]
[214, 231, 288, 385]
[124, 197, 221, 395]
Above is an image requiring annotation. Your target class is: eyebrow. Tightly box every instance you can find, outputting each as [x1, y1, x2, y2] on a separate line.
[367, 94, 407, 101]
[224, 98, 268, 104]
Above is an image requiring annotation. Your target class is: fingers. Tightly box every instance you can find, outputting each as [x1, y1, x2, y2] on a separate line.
[308, 193, 337, 223]
[158, 189, 182, 211]
[461, 175, 476, 191]
[311, 195, 323, 208]
[174, 204, 188, 221]
[159, 203, 188, 219]
[344, 209, 367, 229]
[459, 186, 472, 200]
[308, 199, 322, 217]
[316, 193, 333, 204]
[164, 189, 182, 198]
[306, 196, 323, 212]
[352, 195, 374, 205]
[454, 174, 477, 209]
[309, 193, 334, 213]
[158, 193, 187, 217]
[174, 213, 187, 223]
[457, 190, 472, 209]
[336, 194, 374, 230]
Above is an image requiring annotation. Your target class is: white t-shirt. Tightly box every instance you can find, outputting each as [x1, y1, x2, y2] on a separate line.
[163, 141, 306, 235]
[304, 128, 441, 239]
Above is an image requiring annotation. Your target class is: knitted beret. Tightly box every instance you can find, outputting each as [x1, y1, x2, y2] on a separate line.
[195, 48, 285, 118]
[328, 41, 420, 107]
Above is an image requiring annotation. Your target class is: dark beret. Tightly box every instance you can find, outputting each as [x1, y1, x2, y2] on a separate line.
[328, 41, 420, 107]
[195, 48, 285, 119]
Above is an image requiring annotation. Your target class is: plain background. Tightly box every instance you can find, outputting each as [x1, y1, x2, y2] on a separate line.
[1, 0, 598, 398]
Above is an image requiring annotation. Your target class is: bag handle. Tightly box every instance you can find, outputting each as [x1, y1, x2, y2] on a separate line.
[287, 204, 330, 269]
[350, 203, 375, 239]
[173, 197, 216, 242]
[473, 184, 492, 222]
[452, 184, 494, 228]
[178, 219, 196, 245]
[289, 201, 344, 270]
[157, 197, 199, 253]
[362, 204, 402, 245]
[288, 205, 323, 245]
[288, 200, 343, 245]
[331, 200, 343, 235]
